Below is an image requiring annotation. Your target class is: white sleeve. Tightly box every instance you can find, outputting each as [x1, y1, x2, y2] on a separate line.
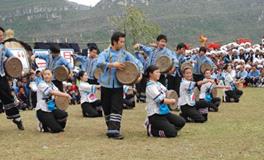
[146, 84, 165, 103]
[38, 82, 53, 96]
[79, 82, 96, 94]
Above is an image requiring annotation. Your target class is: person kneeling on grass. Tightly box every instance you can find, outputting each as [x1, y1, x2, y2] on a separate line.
[222, 64, 243, 103]
[77, 71, 103, 118]
[145, 65, 185, 138]
[199, 69, 222, 112]
[178, 67, 211, 123]
[36, 69, 71, 133]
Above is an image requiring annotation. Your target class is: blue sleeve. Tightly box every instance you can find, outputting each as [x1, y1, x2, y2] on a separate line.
[242, 71, 248, 79]
[125, 51, 144, 73]
[4, 48, 14, 57]
[248, 72, 253, 78]
[74, 55, 86, 63]
[139, 44, 153, 56]
[170, 51, 178, 68]
[257, 71, 260, 77]
[35, 53, 49, 61]
[204, 57, 216, 69]
[190, 55, 197, 62]
[61, 58, 73, 70]
[96, 50, 110, 69]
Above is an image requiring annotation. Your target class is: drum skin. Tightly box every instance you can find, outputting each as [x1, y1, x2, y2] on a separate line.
[54, 66, 69, 82]
[4, 57, 23, 78]
[155, 56, 173, 73]
[116, 62, 140, 85]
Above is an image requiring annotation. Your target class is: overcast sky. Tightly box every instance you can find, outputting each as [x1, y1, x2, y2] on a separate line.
[67, 0, 101, 7]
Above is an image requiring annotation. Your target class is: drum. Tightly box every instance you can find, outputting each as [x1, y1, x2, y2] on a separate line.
[94, 68, 102, 80]
[201, 63, 212, 74]
[3, 39, 30, 76]
[180, 62, 193, 73]
[155, 55, 173, 73]
[55, 96, 69, 110]
[95, 90, 101, 100]
[211, 88, 218, 98]
[4, 57, 23, 78]
[166, 90, 178, 110]
[193, 87, 200, 101]
[53, 66, 69, 81]
[116, 62, 140, 85]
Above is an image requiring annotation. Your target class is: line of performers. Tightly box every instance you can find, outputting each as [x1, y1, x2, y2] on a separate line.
[0, 28, 244, 139]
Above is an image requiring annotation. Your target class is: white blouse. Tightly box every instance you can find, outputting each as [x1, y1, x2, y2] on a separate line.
[36, 81, 58, 112]
[78, 81, 97, 104]
[178, 79, 196, 107]
[145, 80, 167, 116]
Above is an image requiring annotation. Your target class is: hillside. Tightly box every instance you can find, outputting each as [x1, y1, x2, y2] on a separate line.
[0, 0, 263, 48]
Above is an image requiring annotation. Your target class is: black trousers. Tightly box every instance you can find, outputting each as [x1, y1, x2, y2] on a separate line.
[158, 74, 167, 87]
[88, 79, 99, 85]
[167, 74, 182, 96]
[225, 89, 243, 102]
[180, 100, 210, 123]
[81, 101, 102, 117]
[52, 80, 64, 92]
[101, 87, 123, 137]
[0, 76, 21, 120]
[245, 77, 259, 85]
[148, 113, 186, 137]
[123, 94, 135, 109]
[135, 75, 147, 102]
[37, 109, 68, 133]
[0, 101, 3, 113]
[30, 90, 37, 109]
[210, 97, 221, 111]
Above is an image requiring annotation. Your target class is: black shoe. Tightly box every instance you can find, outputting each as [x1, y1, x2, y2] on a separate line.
[108, 134, 124, 140]
[209, 107, 218, 112]
[13, 119, 24, 130]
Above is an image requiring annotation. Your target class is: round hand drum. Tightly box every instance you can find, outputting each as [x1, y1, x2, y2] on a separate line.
[166, 90, 178, 110]
[55, 96, 69, 111]
[211, 88, 218, 98]
[53, 66, 69, 82]
[4, 40, 30, 76]
[4, 57, 23, 78]
[201, 63, 212, 74]
[116, 62, 140, 85]
[94, 68, 102, 80]
[193, 87, 200, 101]
[155, 55, 173, 73]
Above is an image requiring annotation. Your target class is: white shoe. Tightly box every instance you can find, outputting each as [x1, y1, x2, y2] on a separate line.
[37, 122, 44, 132]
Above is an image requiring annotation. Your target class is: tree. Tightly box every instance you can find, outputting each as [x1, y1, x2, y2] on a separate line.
[111, 6, 160, 50]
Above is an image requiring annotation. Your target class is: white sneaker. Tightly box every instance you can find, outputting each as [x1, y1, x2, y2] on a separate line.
[37, 122, 44, 132]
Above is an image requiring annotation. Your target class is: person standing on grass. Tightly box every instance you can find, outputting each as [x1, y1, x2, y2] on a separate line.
[191, 47, 216, 82]
[145, 65, 185, 137]
[31, 44, 73, 92]
[134, 34, 177, 86]
[72, 46, 99, 85]
[96, 32, 143, 140]
[0, 26, 24, 130]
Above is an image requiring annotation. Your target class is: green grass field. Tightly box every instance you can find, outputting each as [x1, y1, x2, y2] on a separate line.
[0, 88, 263, 160]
